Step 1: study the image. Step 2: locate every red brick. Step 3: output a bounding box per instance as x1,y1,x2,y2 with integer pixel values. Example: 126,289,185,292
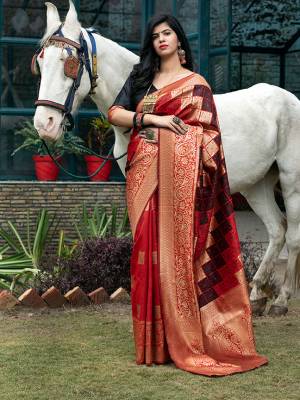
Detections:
88,287,109,304
110,287,131,303
0,290,20,310
18,288,48,308
41,286,67,308
64,286,90,306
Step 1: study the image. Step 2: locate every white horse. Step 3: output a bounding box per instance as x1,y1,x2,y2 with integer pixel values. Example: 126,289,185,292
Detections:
34,1,300,316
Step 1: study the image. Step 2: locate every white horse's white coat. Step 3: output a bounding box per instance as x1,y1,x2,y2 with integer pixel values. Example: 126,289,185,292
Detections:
34,1,300,314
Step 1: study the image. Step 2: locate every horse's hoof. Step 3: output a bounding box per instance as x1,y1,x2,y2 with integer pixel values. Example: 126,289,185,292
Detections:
250,297,268,316
268,304,288,317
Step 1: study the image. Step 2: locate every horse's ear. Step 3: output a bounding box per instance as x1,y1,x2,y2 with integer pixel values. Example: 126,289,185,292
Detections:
65,1,81,29
45,2,61,27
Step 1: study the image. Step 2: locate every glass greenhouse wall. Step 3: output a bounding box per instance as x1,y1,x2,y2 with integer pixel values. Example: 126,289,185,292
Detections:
0,0,211,181
0,0,299,181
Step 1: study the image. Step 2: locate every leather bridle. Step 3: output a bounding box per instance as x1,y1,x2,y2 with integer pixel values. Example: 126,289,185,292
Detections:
32,25,98,131
32,25,128,179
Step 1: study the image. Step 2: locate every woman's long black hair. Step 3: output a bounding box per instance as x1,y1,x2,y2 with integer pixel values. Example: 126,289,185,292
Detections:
130,14,194,94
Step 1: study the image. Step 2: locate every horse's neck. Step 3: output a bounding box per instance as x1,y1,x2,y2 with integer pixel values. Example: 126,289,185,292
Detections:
88,32,139,116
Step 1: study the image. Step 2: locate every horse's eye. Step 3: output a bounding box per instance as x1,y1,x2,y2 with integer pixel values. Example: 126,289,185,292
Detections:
59,47,70,60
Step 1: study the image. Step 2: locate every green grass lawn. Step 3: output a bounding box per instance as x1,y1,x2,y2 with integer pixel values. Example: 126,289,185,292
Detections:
0,299,299,400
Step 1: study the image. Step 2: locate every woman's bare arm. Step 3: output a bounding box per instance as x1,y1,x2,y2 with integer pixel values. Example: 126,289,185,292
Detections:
107,106,135,127
108,106,187,135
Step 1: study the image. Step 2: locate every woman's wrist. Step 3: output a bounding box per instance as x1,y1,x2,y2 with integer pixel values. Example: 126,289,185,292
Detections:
142,113,156,126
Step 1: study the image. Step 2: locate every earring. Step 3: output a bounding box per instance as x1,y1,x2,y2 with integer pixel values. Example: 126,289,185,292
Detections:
177,42,186,65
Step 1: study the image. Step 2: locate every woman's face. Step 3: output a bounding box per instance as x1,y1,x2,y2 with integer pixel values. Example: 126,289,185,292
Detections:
152,22,179,59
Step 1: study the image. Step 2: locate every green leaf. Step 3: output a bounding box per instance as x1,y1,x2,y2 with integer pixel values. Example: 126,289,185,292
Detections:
7,221,31,258
110,204,117,236
32,209,49,266
0,279,11,290
0,227,22,252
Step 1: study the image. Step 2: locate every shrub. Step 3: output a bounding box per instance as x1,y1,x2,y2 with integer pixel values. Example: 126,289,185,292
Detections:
35,237,133,295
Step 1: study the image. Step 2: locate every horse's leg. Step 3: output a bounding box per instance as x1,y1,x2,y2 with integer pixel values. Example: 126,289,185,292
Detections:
241,169,286,315
269,168,300,316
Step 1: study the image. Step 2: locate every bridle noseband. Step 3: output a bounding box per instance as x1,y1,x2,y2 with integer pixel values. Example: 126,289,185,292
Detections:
32,25,98,131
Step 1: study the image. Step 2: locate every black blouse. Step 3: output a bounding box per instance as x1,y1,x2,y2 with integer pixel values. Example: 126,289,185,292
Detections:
112,75,157,112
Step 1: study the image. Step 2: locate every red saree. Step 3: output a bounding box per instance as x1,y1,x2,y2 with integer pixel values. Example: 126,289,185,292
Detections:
124,73,268,376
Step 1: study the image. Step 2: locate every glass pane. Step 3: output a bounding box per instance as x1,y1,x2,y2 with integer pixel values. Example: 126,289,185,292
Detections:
209,0,231,92
240,53,280,88
210,0,230,48
2,0,69,38
209,55,229,93
1,45,37,108
285,51,300,99
231,1,300,49
230,52,241,91
0,116,35,179
80,0,142,43
190,39,200,72
154,0,173,15
154,0,199,34
177,0,199,34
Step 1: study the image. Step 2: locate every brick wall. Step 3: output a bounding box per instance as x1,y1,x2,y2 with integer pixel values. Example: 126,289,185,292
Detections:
0,181,126,250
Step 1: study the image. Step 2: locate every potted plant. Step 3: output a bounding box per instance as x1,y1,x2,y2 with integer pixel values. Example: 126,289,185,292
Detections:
12,120,88,181
84,115,114,182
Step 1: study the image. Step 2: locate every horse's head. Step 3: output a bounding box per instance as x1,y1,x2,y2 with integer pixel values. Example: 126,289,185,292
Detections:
33,1,91,141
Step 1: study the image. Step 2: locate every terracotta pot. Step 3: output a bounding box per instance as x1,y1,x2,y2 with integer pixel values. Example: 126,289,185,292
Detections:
84,155,112,182
32,155,62,181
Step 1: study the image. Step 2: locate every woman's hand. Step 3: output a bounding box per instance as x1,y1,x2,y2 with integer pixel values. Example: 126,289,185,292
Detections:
138,128,158,143
143,114,188,135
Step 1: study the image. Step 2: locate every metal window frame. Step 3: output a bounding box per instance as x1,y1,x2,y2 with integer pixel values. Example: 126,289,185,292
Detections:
0,0,210,180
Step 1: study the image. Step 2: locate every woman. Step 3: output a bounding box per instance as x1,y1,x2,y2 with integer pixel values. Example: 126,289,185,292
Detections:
108,14,268,376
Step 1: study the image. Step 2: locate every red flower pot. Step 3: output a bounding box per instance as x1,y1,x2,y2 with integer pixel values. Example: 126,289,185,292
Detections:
84,155,112,182
32,155,62,181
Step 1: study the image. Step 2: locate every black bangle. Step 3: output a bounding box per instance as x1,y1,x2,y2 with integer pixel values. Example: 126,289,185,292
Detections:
133,112,138,129
136,113,143,130
141,113,147,128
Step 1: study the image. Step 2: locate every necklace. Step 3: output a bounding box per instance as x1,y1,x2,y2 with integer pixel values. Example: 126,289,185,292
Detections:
143,83,157,114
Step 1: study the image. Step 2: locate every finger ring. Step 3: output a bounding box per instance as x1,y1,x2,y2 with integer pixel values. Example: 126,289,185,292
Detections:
172,116,181,125
145,131,154,140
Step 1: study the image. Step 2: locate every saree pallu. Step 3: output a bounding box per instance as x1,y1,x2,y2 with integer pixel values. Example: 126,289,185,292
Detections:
125,72,268,376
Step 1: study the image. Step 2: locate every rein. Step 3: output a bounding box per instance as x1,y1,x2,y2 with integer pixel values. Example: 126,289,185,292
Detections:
33,25,128,179
41,139,127,180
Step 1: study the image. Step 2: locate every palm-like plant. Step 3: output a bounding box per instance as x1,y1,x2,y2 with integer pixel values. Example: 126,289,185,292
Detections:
0,210,55,293
72,202,131,241
57,230,78,259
